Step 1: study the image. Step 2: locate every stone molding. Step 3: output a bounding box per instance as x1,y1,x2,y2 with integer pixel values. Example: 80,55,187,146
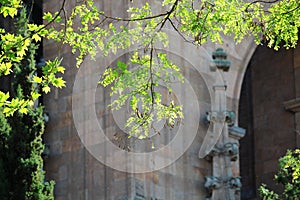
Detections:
283,98,300,112
229,126,246,140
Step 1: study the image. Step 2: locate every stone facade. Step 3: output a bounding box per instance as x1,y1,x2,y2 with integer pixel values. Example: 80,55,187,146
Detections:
42,0,300,200
240,44,300,199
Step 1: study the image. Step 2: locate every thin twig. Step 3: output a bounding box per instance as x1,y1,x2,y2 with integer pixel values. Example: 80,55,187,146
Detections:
245,0,280,11
168,18,194,44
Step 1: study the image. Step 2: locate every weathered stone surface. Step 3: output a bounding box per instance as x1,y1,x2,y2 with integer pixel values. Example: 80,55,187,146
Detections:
239,44,300,199
43,0,300,200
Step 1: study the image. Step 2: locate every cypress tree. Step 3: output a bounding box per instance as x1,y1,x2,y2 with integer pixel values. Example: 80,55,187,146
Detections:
0,7,54,200
0,110,11,199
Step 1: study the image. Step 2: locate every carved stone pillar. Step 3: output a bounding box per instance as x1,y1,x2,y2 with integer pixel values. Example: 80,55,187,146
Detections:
204,49,243,200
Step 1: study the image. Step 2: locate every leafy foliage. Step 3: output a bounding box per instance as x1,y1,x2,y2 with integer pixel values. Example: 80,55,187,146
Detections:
259,149,300,200
100,51,183,138
0,5,54,200
0,0,21,18
41,0,300,137
0,0,300,136
0,0,298,197
33,58,66,94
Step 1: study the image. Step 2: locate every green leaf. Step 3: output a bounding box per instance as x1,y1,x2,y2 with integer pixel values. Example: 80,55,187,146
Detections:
42,86,51,94
3,107,14,116
52,77,66,88
27,24,39,31
0,91,10,107
0,6,18,18
32,33,41,42
56,66,65,73
19,107,28,114
33,76,43,83
55,16,62,23
130,95,138,110
117,61,127,71
31,92,41,100
43,12,53,21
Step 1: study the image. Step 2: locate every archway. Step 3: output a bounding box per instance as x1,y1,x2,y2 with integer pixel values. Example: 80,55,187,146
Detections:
239,44,298,199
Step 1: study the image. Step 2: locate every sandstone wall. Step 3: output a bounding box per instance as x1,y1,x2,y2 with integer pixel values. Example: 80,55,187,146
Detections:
43,0,257,199
240,44,300,199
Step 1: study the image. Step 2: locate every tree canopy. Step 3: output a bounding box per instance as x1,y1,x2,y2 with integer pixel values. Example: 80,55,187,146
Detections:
0,1,299,198
0,0,299,137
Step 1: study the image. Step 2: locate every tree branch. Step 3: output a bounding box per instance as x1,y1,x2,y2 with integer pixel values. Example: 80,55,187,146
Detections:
158,0,179,31
168,18,194,44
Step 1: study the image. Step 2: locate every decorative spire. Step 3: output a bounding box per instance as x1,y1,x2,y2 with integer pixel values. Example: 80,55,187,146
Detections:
210,48,231,72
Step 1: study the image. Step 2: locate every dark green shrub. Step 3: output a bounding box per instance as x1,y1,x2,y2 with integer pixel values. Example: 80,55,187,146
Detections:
259,149,300,200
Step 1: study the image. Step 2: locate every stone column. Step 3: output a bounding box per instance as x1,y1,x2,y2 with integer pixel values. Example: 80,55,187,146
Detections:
204,49,242,200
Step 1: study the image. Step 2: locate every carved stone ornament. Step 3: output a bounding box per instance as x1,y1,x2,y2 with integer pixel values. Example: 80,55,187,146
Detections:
206,142,239,161
206,111,235,127
229,177,242,191
228,126,246,140
210,48,231,72
204,176,222,190
204,176,242,191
